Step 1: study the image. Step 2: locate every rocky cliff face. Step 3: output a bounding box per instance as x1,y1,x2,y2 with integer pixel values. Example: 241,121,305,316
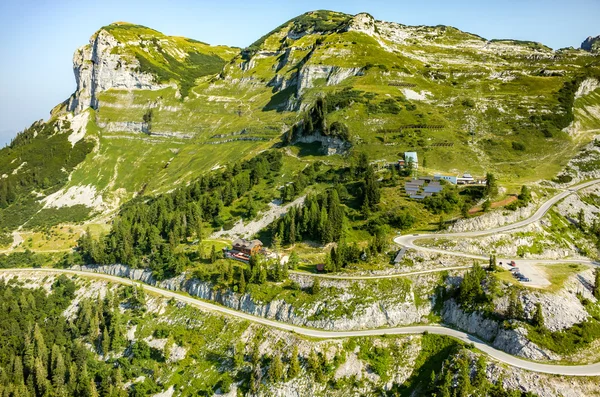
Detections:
581,35,600,52
294,133,351,155
67,29,170,114
72,264,430,331
296,65,363,95
441,300,558,361
345,13,377,36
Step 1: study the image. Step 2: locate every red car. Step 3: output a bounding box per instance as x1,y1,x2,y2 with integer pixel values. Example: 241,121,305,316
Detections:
510,261,516,267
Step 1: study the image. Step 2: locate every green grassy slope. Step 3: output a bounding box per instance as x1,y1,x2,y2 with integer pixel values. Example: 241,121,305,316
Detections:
4,11,600,236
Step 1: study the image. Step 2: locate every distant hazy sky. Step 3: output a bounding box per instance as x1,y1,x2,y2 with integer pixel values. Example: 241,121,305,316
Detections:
0,0,598,146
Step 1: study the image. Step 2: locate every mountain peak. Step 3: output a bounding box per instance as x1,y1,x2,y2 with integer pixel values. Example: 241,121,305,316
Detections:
581,35,600,52
345,12,377,36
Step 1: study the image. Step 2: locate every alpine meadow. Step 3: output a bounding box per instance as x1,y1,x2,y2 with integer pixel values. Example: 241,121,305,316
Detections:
2,8,600,397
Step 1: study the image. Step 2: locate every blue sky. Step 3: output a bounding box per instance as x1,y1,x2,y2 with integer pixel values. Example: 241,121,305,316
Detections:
0,0,598,146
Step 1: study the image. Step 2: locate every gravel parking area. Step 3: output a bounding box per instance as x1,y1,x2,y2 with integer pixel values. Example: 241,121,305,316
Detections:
500,260,551,288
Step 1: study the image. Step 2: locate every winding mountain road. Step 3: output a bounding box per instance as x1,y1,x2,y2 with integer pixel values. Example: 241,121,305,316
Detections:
394,178,600,263
293,178,600,280
2,267,600,376
3,180,600,376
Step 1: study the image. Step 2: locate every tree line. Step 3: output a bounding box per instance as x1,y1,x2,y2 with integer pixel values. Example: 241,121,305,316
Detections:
75,151,283,280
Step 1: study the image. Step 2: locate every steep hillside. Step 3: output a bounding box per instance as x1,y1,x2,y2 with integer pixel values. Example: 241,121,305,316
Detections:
1,10,599,241
582,35,600,53
222,11,600,182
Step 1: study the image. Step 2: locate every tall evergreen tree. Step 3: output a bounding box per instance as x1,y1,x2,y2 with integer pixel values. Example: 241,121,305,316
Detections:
507,289,524,320
210,245,217,264
51,345,66,390
532,302,545,328
363,166,380,209
101,327,110,357
238,270,247,295
485,172,498,197
268,354,284,383
288,345,300,379
594,268,600,300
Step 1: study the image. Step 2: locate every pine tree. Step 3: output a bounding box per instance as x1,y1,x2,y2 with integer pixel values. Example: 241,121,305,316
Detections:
328,189,345,241
281,261,289,280
164,335,173,362
456,353,472,397
319,206,330,243
259,266,267,284
33,357,48,396
99,376,113,397
197,241,204,261
488,255,497,271
578,209,587,231
288,251,299,270
272,233,281,258
110,310,124,351
519,185,532,204
90,310,100,340
594,268,600,300
12,355,24,385
308,350,323,382
485,173,498,197
507,289,524,320
361,195,371,218
33,323,48,365
268,354,284,383
461,201,470,218
226,264,234,285
289,216,296,245
532,302,545,328
234,342,245,369
239,270,247,294
76,363,90,396
473,356,487,389
89,379,99,397
210,245,217,264
51,345,66,390
67,363,77,395
312,278,321,295
249,370,258,394
113,367,123,396
101,327,110,357
363,166,380,208
329,246,338,272
288,345,300,379
23,331,35,376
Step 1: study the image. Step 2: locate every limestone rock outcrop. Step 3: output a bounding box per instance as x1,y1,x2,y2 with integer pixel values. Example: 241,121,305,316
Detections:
67,28,170,114
345,13,377,36
297,65,363,95
441,300,557,361
72,264,430,331
581,35,600,52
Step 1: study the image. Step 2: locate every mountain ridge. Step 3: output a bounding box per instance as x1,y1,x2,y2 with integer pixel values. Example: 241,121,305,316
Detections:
1,10,599,240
